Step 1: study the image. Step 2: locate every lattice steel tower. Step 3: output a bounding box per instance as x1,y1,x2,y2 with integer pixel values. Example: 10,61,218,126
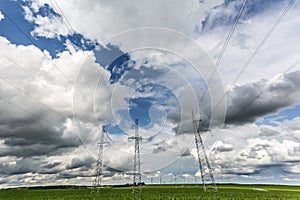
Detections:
93,125,109,191
192,112,218,192
128,119,142,192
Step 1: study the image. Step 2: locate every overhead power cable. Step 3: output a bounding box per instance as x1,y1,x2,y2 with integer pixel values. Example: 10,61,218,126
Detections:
232,0,297,84
210,0,297,118
228,57,300,123
0,51,72,108
198,0,249,104
215,0,249,66
0,8,75,87
0,76,66,119
0,96,56,126
49,0,113,95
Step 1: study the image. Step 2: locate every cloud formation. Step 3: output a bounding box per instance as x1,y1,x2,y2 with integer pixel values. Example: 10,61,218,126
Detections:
225,70,300,124
0,0,300,187
208,118,300,182
23,0,223,40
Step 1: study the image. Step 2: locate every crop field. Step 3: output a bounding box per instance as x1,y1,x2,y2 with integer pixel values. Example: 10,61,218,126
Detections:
0,184,299,200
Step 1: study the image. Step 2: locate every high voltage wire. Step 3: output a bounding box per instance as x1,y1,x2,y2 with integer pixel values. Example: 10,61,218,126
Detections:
0,49,79,139
0,8,111,151
210,0,297,119
0,6,110,124
0,51,71,108
1,1,295,139
49,0,113,95
228,57,300,123
0,96,56,126
50,0,118,127
0,7,91,105
50,0,135,128
0,76,66,119
215,0,248,67
51,0,116,130
198,0,248,104
0,52,54,95
0,95,82,155
232,0,297,84
0,8,75,87
49,0,74,35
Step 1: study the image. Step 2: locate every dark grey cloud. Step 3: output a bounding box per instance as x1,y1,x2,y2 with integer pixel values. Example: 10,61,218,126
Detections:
66,157,95,170
58,163,95,179
41,161,61,169
213,145,233,153
0,158,64,176
57,172,80,179
225,70,300,124
153,146,166,154
223,168,261,176
169,70,300,130
0,115,81,158
259,127,280,137
105,166,125,173
180,149,191,157
172,114,214,136
0,0,299,187
0,160,33,175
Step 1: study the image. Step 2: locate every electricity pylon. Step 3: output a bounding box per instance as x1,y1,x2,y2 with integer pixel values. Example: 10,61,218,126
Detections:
192,112,218,192
128,119,142,193
93,125,109,192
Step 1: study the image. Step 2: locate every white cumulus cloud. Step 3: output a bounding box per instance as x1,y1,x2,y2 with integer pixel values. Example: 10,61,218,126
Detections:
0,11,4,21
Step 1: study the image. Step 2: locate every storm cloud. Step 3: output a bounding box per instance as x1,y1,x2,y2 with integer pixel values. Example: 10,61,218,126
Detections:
225,70,300,124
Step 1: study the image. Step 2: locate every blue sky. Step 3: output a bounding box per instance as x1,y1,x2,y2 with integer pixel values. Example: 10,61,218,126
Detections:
0,0,97,58
0,0,300,187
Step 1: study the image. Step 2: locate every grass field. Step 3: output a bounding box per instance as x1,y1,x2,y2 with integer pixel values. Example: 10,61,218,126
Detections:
0,184,299,200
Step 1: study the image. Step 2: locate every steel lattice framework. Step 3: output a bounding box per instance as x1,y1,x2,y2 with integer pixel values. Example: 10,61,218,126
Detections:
192,113,218,192
93,126,109,192
128,119,142,193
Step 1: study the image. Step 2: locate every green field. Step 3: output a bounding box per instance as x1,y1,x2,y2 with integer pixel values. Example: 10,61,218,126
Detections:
0,184,299,200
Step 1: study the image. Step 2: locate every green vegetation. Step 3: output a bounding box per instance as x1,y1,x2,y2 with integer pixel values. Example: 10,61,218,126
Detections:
0,184,299,200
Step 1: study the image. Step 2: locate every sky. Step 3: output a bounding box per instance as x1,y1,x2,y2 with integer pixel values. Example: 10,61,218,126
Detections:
0,0,300,188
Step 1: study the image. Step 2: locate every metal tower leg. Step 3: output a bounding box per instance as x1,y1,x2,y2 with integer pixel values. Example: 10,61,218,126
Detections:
93,125,109,193
128,119,142,193
192,113,218,192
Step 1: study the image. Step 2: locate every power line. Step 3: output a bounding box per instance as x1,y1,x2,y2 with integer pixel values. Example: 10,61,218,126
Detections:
49,0,113,95
0,7,106,121
210,0,297,117
198,0,248,104
0,95,83,152
228,57,300,123
215,0,248,66
0,9,76,86
49,0,131,130
0,76,66,119
0,96,56,126
231,0,296,84
0,51,72,108
0,6,113,147
46,0,115,147
49,0,75,35
0,52,54,94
